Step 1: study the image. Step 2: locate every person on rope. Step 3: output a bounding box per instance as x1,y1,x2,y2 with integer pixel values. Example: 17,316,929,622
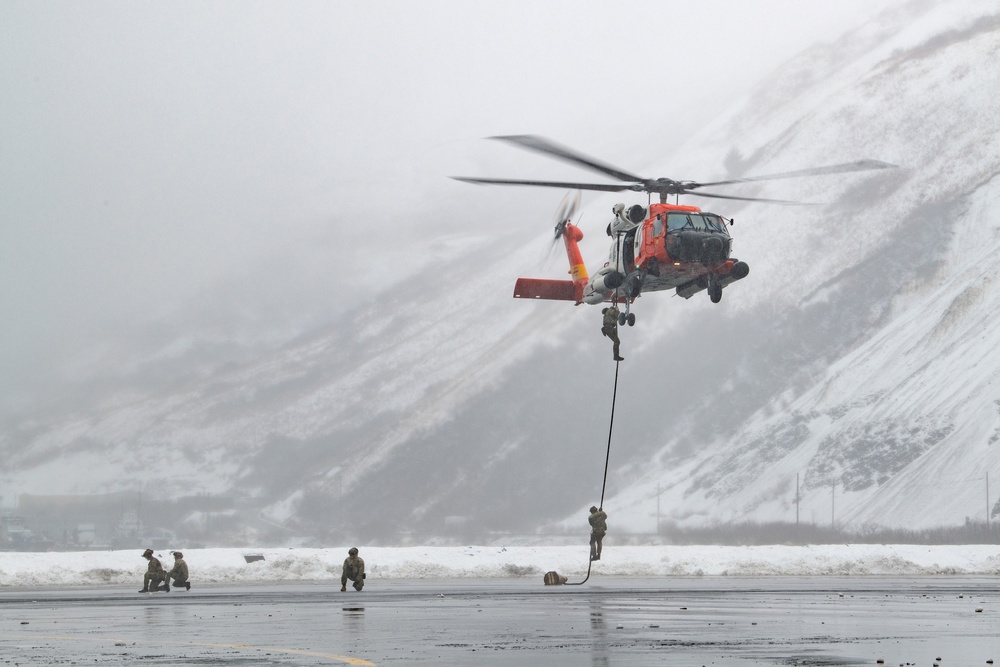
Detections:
601,306,624,361
589,506,608,561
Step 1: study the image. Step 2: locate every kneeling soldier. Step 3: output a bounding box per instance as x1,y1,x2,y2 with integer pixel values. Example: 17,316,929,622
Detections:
140,548,165,593
164,551,191,592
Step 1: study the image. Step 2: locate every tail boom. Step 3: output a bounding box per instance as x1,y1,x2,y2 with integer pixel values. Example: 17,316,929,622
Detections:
513,222,589,304
513,278,579,301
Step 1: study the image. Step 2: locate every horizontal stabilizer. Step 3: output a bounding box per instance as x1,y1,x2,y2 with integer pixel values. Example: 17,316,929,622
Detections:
513,278,577,301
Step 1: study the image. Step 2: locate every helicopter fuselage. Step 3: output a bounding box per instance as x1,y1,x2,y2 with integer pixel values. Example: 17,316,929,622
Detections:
581,201,749,305
459,134,893,318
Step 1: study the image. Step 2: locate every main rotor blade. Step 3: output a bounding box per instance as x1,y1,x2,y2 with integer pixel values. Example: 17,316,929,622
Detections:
686,190,812,205
451,176,636,193
490,135,646,184
693,159,898,188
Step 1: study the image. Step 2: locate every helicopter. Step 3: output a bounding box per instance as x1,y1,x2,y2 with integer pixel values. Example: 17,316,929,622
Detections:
453,135,896,325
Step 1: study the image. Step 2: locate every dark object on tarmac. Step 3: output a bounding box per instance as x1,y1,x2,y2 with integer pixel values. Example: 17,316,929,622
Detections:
543,571,568,585
244,553,265,563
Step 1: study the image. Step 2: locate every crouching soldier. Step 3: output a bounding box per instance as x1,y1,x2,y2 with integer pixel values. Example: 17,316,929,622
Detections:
341,547,365,591
140,548,165,593
164,551,191,592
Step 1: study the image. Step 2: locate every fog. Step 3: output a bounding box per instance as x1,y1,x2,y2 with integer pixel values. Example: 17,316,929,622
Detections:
0,0,901,416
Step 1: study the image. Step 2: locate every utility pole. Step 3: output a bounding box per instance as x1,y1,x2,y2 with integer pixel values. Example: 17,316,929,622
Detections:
831,483,835,528
656,482,660,536
796,473,800,527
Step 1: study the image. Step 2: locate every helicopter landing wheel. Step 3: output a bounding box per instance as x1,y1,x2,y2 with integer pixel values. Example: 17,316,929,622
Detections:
627,313,635,326
618,312,627,327
709,283,723,303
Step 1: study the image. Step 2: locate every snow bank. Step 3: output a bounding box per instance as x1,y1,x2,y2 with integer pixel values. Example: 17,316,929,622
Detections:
1,544,999,587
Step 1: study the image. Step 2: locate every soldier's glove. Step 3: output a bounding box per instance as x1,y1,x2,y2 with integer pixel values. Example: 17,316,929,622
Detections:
362,573,366,579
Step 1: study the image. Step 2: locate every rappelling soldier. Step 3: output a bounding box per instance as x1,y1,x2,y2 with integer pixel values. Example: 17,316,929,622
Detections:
601,306,624,361
589,506,607,561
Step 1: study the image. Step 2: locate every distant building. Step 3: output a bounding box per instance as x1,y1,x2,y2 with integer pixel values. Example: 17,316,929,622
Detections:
17,491,144,546
1,514,27,546
13,491,236,548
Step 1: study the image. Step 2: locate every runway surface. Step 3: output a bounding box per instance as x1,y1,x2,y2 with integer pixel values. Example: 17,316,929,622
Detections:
1,577,999,666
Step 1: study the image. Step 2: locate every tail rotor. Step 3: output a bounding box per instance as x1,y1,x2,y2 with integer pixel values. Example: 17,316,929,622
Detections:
552,190,581,241
542,191,581,266
515,190,589,303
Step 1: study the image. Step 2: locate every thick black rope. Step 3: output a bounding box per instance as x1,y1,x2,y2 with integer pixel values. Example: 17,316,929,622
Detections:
600,357,620,509
565,357,620,586
565,557,593,586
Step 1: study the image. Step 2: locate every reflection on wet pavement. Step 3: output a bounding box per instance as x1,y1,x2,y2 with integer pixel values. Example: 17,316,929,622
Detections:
1,577,998,666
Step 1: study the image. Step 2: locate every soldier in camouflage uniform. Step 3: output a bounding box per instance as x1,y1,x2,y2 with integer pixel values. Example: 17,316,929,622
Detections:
164,551,191,592
140,548,166,592
589,506,608,561
601,307,624,361
341,547,365,591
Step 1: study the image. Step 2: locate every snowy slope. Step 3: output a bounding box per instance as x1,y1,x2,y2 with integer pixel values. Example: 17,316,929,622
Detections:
605,2,1000,532
3,0,1000,543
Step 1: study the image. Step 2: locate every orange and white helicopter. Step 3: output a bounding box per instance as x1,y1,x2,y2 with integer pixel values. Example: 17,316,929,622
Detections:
454,135,895,326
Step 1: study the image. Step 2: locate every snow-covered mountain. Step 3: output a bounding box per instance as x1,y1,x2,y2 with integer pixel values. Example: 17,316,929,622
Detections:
607,0,1000,533
4,0,1000,543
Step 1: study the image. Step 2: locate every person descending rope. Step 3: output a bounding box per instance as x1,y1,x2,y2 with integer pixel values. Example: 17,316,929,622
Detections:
560,346,622,587
589,506,608,561
601,306,624,361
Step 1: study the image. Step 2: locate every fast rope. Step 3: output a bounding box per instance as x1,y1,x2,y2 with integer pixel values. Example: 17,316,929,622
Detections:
565,357,620,586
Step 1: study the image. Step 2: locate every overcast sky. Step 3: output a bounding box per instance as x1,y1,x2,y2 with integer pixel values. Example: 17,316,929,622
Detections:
0,0,900,409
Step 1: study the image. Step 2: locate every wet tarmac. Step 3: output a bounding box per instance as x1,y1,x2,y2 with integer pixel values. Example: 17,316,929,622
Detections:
1,577,998,666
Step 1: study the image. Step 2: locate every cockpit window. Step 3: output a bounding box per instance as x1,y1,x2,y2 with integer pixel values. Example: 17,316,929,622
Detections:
666,213,692,231
666,212,728,235
702,214,726,232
